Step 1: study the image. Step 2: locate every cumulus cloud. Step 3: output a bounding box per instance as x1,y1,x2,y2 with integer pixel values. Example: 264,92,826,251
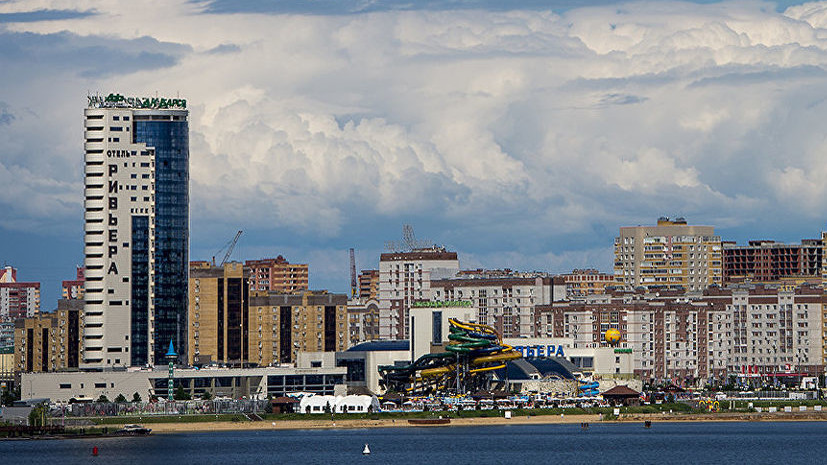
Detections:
3,0,827,293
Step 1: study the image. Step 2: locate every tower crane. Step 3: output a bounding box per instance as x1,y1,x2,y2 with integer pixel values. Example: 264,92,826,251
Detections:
212,230,243,266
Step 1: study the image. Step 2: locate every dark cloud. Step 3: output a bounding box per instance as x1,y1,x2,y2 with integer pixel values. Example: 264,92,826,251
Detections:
598,93,647,106
688,65,827,88
0,103,13,126
205,43,241,54
0,31,190,79
0,9,95,23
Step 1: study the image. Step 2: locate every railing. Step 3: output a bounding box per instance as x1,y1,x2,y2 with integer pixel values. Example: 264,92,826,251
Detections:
49,399,271,418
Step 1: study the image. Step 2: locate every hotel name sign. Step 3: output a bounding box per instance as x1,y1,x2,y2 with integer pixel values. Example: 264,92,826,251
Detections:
88,93,187,109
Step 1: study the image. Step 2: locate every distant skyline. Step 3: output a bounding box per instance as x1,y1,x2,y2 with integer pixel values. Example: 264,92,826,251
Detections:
2,0,827,309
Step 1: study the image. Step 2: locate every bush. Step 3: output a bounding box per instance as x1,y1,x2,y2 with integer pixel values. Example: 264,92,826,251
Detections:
114,394,127,403
97,395,110,403
132,392,142,403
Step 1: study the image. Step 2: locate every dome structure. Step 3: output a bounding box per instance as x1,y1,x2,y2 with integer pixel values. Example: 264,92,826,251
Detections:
604,328,621,346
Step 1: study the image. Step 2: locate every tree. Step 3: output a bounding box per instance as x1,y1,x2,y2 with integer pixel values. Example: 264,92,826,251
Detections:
173,386,190,401
1,385,20,407
28,404,48,427
114,393,127,403
97,395,110,403
132,392,142,403
201,391,212,400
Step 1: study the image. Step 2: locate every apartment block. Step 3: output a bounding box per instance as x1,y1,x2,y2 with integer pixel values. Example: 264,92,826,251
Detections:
189,262,347,366
246,256,309,294
560,269,614,297
0,266,40,321
248,292,348,366
723,239,822,283
13,299,82,373
346,298,380,346
62,267,85,300
430,272,565,338
358,269,379,300
537,285,823,385
614,217,722,291
378,247,460,340
188,262,250,366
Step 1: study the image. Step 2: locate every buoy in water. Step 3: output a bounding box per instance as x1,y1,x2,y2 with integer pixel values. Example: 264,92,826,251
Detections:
363,444,370,455
92,446,99,457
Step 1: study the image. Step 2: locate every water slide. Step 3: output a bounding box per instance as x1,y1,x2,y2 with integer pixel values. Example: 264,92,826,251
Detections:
378,319,522,395
577,381,600,397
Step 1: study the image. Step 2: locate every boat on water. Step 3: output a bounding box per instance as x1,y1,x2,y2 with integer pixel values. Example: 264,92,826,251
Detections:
115,424,152,436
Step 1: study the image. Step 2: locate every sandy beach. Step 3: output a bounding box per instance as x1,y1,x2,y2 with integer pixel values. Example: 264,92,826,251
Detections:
145,411,827,434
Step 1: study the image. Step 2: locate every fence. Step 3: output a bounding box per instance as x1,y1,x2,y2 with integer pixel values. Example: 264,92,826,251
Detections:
717,390,818,400
49,399,271,418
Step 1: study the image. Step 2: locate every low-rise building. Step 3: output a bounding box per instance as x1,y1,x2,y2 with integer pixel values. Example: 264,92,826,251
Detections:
20,366,347,402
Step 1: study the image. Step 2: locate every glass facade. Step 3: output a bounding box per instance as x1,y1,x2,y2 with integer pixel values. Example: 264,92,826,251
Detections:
133,115,189,365
131,215,150,365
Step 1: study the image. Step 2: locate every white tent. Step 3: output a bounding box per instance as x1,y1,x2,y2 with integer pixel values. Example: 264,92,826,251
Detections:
334,395,380,414
299,395,338,414
298,394,381,414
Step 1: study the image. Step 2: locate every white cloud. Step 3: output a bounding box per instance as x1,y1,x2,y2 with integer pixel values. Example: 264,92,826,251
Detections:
3,0,827,291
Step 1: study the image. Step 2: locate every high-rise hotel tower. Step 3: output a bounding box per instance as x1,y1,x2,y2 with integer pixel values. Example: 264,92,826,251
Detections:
83,93,189,369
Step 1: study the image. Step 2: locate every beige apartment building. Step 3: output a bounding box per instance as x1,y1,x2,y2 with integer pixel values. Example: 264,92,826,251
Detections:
14,299,82,373
614,217,722,292
189,262,347,367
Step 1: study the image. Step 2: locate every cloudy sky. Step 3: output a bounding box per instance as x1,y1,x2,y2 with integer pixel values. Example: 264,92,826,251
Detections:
2,0,827,308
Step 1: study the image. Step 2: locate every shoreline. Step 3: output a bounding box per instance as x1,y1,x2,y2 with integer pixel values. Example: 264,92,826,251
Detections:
145,411,827,434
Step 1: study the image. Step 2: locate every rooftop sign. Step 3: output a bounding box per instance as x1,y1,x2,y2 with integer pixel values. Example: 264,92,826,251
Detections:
87,93,187,110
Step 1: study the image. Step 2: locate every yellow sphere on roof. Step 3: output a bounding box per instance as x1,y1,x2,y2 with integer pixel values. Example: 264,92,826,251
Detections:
605,328,621,345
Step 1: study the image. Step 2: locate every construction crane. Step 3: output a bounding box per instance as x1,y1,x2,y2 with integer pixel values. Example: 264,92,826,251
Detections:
212,230,243,266
349,248,357,299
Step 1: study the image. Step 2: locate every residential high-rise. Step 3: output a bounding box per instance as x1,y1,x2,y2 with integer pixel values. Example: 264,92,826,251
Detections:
246,256,309,294
0,266,40,321
430,271,565,338
613,217,722,291
14,299,82,373
358,269,379,300
560,269,615,297
723,239,822,283
62,267,85,300
83,93,189,369
189,262,347,367
378,247,459,340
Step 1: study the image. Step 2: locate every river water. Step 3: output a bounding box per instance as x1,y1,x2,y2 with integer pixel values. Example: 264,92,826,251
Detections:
2,421,824,464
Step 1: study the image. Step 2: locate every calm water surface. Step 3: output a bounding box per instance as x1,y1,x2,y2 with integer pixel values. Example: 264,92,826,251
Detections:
2,421,825,465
